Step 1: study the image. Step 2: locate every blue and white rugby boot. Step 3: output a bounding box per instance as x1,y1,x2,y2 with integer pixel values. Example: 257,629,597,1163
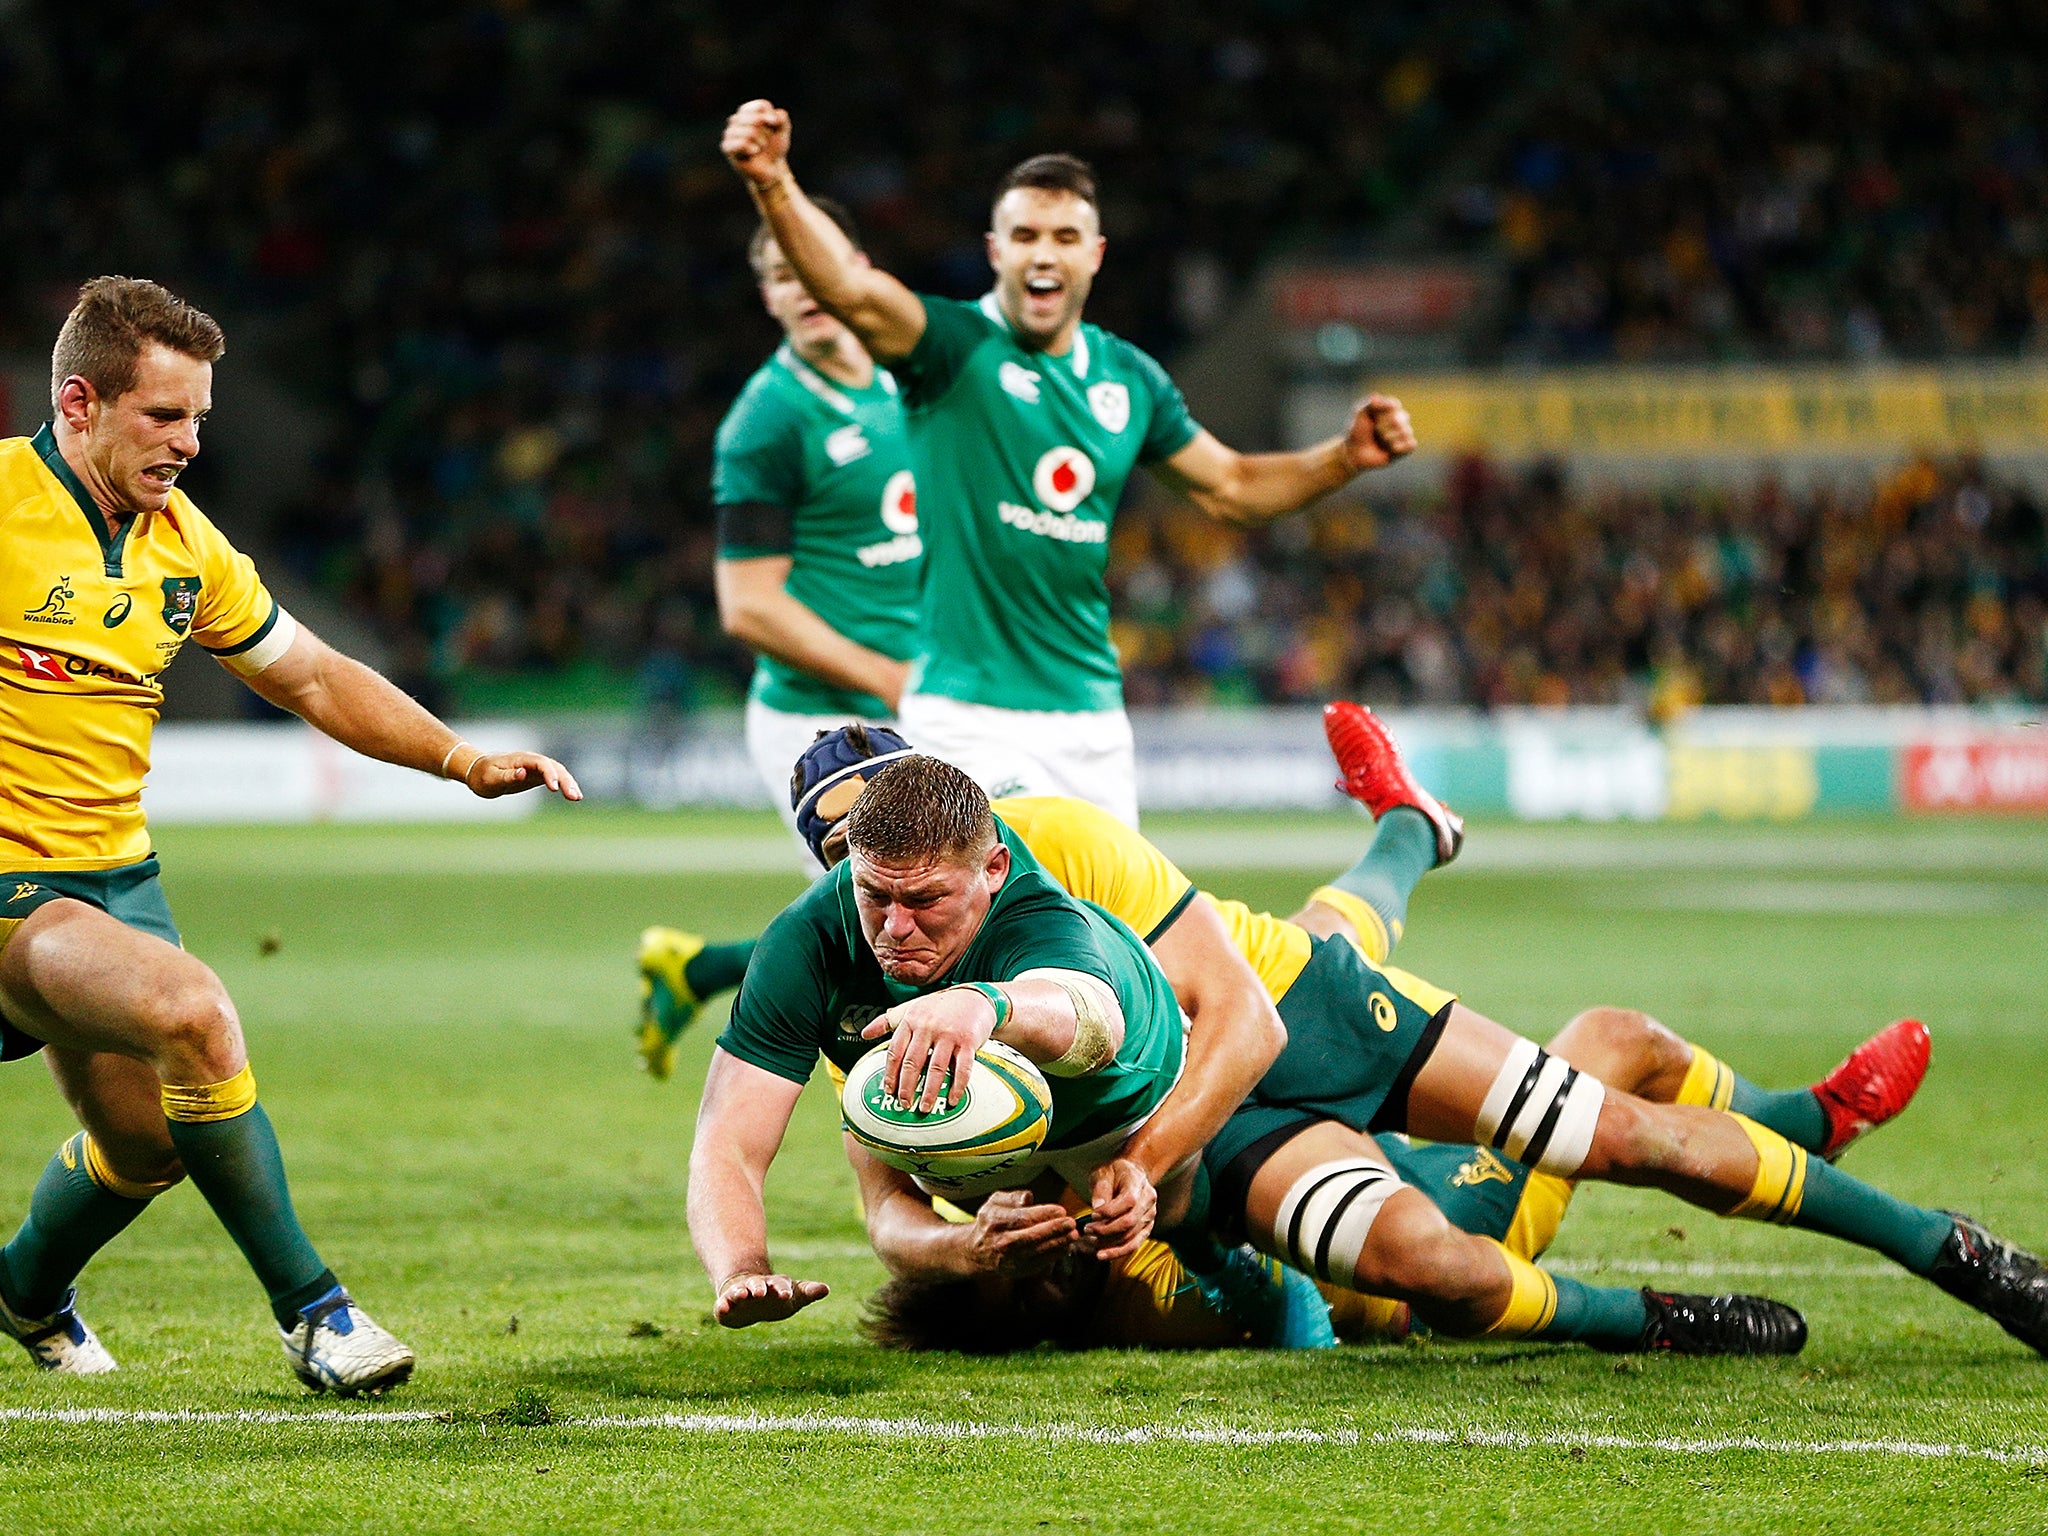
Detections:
1196,1246,1338,1350
280,1286,416,1396
0,1285,118,1374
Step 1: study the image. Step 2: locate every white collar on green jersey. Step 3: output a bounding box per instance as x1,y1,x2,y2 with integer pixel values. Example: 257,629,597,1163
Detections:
978,293,1090,378
777,344,857,415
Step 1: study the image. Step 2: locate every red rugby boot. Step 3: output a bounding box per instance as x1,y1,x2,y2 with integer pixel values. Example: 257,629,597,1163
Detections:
1322,700,1464,866
1813,1018,1931,1161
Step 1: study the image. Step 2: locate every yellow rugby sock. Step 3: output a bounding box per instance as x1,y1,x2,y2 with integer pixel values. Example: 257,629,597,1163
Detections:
1308,885,1395,965
1718,1114,1809,1225
1479,1242,1559,1337
1675,1047,1736,1110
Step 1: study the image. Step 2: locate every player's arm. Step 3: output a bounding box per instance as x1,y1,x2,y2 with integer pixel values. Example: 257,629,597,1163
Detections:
1118,894,1287,1223
850,1137,1079,1282
1148,396,1417,526
239,624,580,800
859,971,1124,1115
715,554,909,711
688,1046,831,1327
722,99,927,362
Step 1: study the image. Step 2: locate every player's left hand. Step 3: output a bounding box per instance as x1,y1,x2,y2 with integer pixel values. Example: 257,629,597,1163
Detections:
1344,393,1416,471
1081,1157,1157,1261
861,987,999,1113
464,751,583,801
714,1271,830,1328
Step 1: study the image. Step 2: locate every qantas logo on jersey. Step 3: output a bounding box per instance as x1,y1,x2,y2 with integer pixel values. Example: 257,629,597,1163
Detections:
13,643,163,689
1032,447,1097,513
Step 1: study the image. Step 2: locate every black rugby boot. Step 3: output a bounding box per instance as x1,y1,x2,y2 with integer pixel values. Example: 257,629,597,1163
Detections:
1926,1212,2048,1356
1634,1289,1808,1355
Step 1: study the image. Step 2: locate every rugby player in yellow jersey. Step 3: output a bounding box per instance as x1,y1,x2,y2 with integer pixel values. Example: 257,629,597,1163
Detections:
776,728,2047,1358
0,277,580,1392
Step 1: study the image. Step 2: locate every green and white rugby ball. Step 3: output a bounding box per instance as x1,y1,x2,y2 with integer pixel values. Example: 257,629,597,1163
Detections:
841,1038,1054,1196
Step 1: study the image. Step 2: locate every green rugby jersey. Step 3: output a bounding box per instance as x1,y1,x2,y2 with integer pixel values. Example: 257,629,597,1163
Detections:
713,344,922,716
717,817,1185,1150
894,295,1200,713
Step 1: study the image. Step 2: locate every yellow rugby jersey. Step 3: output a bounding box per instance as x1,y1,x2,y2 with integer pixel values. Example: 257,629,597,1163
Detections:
0,426,296,867
991,795,1313,1001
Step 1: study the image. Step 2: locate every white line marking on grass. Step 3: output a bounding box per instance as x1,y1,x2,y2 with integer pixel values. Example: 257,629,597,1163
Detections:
5,1407,2043,1466
1546,1258,1908,1280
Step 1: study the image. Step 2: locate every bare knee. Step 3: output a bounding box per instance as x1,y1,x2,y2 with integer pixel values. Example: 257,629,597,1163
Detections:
1550,1007,1691,1097
1353,1193,1499,1305
146,978,244,1081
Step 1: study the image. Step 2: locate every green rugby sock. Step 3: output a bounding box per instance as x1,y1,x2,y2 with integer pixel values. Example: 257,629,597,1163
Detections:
1533,1275,1650,1347
1677,1048,1827,1151
683,940,755,1001
164,1099,335,1327
1727,1081,1828,1152
0,1136,155,1319
1793,1157,1952,1275
1327,808,1438,952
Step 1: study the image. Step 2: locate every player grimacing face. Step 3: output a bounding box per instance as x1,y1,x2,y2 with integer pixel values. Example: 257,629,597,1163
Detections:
850,841,1011,985
63,342,211,515
986,188,1106,351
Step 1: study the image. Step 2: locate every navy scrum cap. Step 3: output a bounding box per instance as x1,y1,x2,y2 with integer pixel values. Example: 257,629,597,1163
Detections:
791,723,916,867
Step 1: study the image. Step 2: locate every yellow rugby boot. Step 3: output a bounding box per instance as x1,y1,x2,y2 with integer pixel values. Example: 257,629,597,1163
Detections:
636,926,707,1079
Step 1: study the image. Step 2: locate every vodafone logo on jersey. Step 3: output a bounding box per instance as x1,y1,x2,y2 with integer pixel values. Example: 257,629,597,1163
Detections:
1033,447,1096,513
16,645,65,682
880,470,918,535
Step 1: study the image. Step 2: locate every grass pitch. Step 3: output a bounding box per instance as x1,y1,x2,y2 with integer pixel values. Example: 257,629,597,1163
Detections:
2,809,2046,1533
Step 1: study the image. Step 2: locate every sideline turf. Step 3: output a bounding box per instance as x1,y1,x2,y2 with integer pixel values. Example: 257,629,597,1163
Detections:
1,811,2044,1533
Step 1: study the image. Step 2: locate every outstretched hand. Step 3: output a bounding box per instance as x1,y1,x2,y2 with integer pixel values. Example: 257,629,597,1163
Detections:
1344,393,1417,471
464,751,582,801
715,1272,830,1329
723,99,793,188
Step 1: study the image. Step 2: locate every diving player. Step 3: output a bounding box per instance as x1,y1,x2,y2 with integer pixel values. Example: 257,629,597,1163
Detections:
721,99,1418,826
0,278,581,1391
636,197,920,1065
696,751,2046,1356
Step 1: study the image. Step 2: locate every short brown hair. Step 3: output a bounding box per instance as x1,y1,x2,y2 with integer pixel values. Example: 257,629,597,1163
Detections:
50,276,224,411
843,755,994,865
993,153,1098,215
748,195,862,275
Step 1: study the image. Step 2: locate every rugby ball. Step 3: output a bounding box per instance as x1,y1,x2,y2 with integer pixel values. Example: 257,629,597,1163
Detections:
841,1038,1053,1195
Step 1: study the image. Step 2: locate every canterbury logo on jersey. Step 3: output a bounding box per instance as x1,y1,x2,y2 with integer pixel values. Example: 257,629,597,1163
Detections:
824,423,872,466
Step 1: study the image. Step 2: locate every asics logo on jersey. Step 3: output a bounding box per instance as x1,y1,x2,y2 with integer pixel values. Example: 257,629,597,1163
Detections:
998,362,1042,403
1032,447,1096,513
825,423,872,467
103,593,133,628
22,577,76,626
1369,992,1398,1032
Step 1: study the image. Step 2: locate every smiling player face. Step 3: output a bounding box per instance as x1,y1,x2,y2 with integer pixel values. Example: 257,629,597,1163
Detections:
73,342,212,515
850,841,1010,985
986,187,1105,351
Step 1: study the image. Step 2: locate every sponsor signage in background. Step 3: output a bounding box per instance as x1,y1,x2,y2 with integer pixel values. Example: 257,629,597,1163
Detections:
1272,266,1486,335
1666,746,1819,821
1371,365,2048,459
1901,735,2048,812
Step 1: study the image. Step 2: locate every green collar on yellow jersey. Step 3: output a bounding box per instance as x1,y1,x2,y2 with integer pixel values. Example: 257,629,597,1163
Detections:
31,422,137,579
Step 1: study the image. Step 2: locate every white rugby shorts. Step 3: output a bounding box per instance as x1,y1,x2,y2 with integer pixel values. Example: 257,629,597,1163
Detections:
896,691,1138,828
745,699,897,875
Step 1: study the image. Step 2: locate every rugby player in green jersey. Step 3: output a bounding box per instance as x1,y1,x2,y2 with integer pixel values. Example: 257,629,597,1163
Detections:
635,199,920,1067
692,753,2048,1355
721,99,1418,827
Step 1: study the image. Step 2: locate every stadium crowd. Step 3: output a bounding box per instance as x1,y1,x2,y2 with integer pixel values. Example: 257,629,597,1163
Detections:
1,2,2043,709
1108,458,2048,712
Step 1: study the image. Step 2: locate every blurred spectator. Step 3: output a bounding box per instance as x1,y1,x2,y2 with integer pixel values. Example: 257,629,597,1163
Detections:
1109,457,2048,710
